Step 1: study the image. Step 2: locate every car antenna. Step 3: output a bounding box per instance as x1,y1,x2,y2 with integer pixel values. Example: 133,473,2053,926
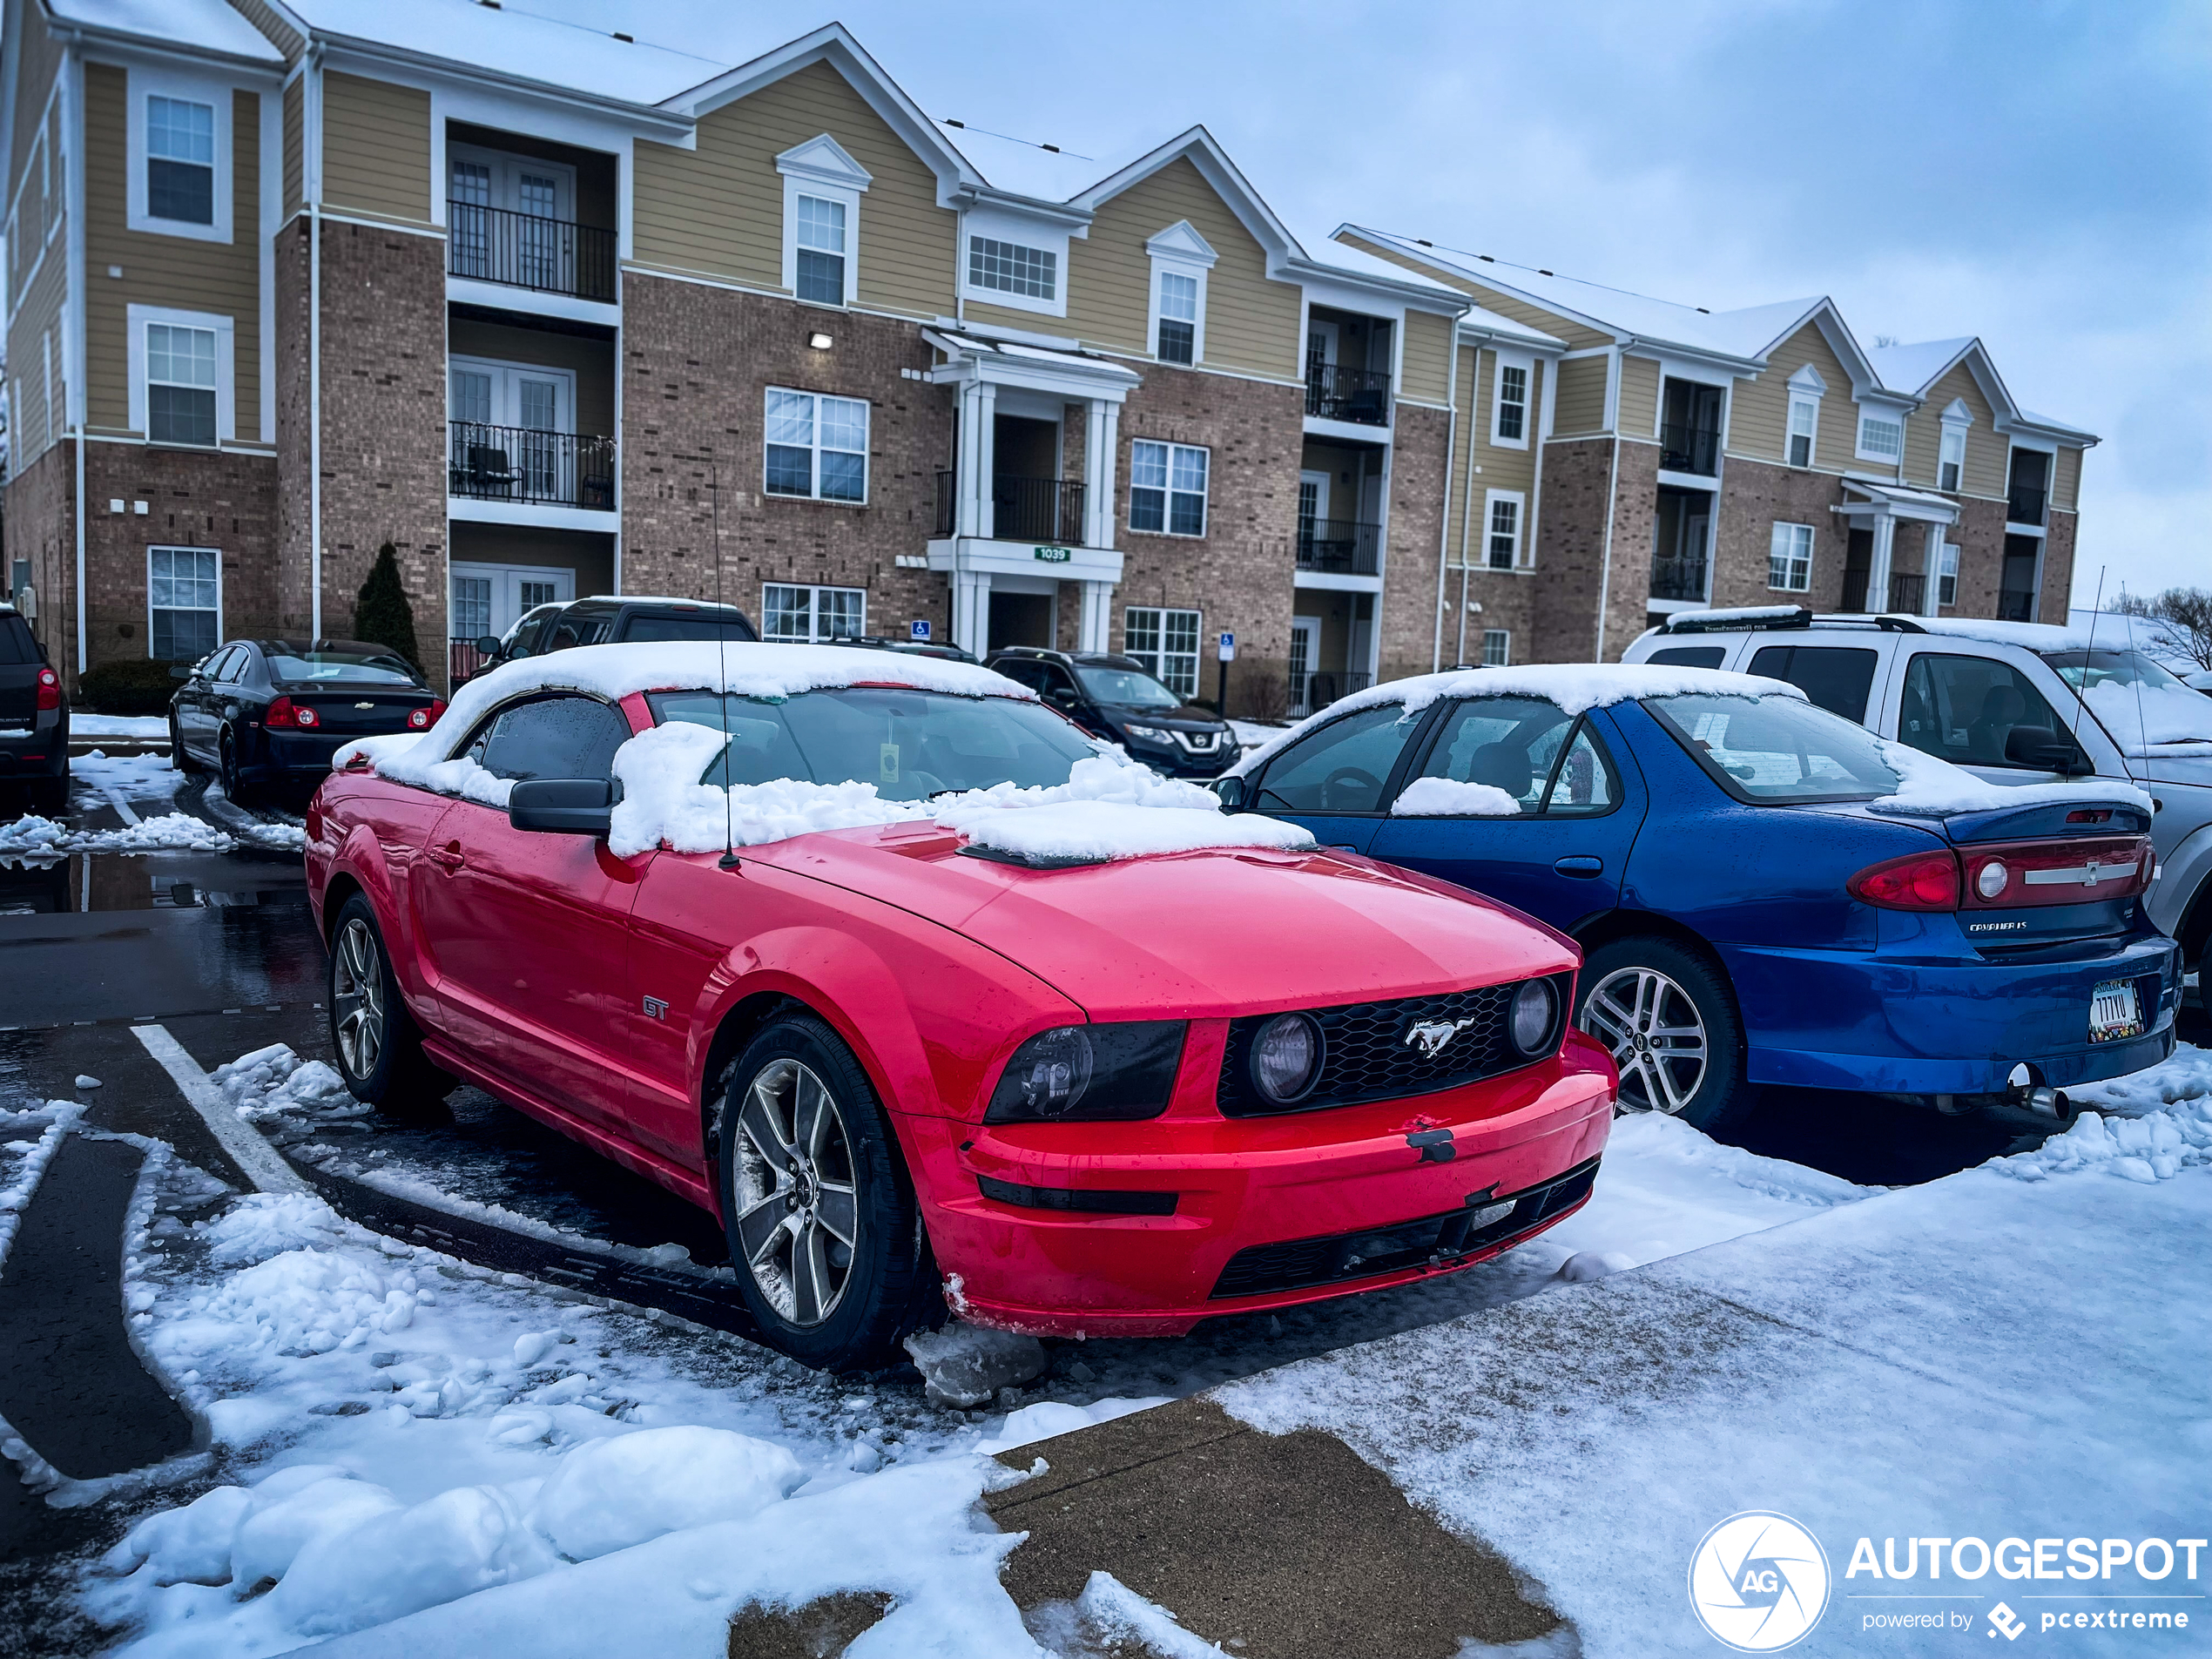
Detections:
711,462,738,870
2067,566,2102,771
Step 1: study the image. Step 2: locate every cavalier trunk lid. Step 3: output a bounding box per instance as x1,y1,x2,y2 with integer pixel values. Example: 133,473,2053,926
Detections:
284,688,428,733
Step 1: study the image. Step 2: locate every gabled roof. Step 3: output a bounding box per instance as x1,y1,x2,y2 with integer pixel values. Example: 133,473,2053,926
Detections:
1865,336,1977,395
44,0,284,64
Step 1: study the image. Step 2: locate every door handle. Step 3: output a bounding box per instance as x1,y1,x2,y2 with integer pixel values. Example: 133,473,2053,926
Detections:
426,840,467,872
1554,855,1604,877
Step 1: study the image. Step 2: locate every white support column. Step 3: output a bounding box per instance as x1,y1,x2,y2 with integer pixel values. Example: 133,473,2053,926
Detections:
952,569,991,657
956,381,997,539
975,383,998,541
1082,400,1107,547
1090,401,1119,550
1922,523,1946,617
1867,509,1897,612
1079,580,1113,653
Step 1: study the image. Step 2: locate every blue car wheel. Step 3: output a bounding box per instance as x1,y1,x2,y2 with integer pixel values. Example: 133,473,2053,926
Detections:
1575,936,1751,1131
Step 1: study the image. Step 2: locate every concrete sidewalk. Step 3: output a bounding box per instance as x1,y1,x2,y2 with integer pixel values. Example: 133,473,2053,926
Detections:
945,1154,2209,1658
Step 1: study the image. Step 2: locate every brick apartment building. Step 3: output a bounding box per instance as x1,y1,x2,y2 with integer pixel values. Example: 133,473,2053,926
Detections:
1,0,2100,711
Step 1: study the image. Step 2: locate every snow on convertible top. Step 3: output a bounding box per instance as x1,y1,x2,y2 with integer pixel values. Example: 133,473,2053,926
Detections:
1228,663,1804,776
335,644,1312,864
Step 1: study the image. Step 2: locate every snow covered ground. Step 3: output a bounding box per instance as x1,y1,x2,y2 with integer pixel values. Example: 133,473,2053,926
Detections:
0,753,305,856
67,1043,1896,1656
71,716,173,739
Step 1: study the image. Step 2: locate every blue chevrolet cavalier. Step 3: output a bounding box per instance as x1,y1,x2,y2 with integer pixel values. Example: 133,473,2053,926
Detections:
1219,666,2178,1130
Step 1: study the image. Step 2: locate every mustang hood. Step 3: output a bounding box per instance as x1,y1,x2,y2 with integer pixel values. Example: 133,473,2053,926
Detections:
748,825,1575,1020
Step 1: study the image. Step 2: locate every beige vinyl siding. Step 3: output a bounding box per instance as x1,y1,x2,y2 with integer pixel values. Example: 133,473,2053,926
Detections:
1551,354,1608,436
1447,343,1480,563
632,58,956,320
282,76,303,218
2052,444,2081,511
1397,308,1452,407
1335,231,1608,353
10,1,64,203
226,0,304,60
7,248,71,462
82,67,263,438
1900,360,2004,498
1727,320,1857,469
1063,156,1299,379
1448,344,1541,566
321,72,431,226
1616,354,1659,438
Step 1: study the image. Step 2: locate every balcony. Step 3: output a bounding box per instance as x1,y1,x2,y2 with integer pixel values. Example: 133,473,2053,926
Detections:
932,472,1086,543
448,422,616,510
2006,483,2047,527
1305,362,1392,427
448,201,617,303
1288,668,1373,718
1659,422,1721,476
1649,556,1708,603
1296,518,1381,577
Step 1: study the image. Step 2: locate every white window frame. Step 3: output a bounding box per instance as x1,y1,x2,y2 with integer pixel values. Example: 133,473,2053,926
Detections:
1938,542,1959,608
1856,408,1905,464
960,206,1069,318
1937,421,1967,493
776,135,870,308
1481,628,1511,667
1784,363,1825,469
1483,488,1528,570
147,544,222,661
760,583,867,644
763,387,870,506
448,142,577,221
451,562,576,639
1129,439,1210,538
1145,220,1216,368
1769,522,1814,592
1123,605,1203,698
448,356,578,434
126,68,231,244
1490,353,1532,449
127,304,233,445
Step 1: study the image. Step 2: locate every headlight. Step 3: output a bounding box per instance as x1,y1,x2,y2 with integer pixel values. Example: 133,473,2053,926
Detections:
1976,860,2008,900
1507,979,1560,1057
1251,1012,1323,1103
984,1022,1188,1123
1123,723,1173,744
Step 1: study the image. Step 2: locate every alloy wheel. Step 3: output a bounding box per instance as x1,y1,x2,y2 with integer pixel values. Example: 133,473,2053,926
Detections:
331,917,387,1081
730,1057,860,1327
1578,965,1709,1115
219,732,240,799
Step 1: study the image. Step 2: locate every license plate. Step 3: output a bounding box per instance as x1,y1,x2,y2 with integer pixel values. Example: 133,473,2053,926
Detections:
2088,979,2143,1043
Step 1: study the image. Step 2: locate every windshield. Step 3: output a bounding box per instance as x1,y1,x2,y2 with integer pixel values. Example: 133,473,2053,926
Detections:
2041,649,2212,748
621,615,758,644
1074,665,1183,709
266,649,421,685
647,687,1096,799
1646,692,1900,803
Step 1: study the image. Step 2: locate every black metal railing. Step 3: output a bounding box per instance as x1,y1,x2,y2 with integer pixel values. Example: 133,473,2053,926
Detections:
1659,422,1721,475
933,471,957,539
448,421,617,509
1305,361,1392,426
1288,668,1374,718
1649,556,1708,603
1296,518,1381,576
1997,590,2037,623
931,471,1087,543
448,201,617,302
449,638,489,685
1884,572,1926,614
2006,483,2047,527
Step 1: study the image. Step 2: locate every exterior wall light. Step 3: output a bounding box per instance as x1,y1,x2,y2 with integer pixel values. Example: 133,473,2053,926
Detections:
808,332,833,350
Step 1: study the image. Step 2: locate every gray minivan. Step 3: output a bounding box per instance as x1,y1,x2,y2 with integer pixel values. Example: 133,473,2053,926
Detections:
1624,608,2212,981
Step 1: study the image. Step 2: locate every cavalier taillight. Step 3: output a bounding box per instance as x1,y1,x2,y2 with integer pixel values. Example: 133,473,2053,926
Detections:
407,698,446,731
266,696,319,729
35,666,61,711
1847,849,1962,911
1961,837,2153,908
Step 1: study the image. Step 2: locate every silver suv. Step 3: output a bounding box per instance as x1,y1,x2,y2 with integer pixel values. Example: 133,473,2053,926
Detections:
1624,609,2212,981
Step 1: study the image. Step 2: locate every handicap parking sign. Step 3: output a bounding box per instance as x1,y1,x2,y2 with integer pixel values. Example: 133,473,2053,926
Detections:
910,619,932,641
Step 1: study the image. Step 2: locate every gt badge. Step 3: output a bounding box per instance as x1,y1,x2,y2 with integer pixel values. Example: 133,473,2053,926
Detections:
641,995,669,1021
1406,1017,1474,1056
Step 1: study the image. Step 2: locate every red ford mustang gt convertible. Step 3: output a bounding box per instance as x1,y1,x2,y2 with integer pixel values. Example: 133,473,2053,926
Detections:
307,644,1615,1369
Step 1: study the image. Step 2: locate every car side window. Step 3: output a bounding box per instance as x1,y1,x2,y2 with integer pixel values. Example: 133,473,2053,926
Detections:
1036,664,1080,704
1647,646,1727,669
468,695,633,783
220,649,254,684
1747,644,1879,723
1897,652,2067,769
206,646,243,682
1413,698,1615,816
991,659,1043,691
1543,724,1617,816
1253,704,1426,813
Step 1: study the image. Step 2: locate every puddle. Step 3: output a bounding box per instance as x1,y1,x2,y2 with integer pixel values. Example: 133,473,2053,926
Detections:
0,851,310,915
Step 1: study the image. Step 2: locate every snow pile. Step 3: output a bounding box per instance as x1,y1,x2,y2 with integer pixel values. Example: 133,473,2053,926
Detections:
1868,739,2150,817
1998,1044,2212,1186
0,811,239,856
212,1043,354,1124
1391,777,1522,817
974,1395,1171,1455
0,814,68,855
1230,664,1802,775
0,1102,83,1261
529,1425,803,1561
903,1325,1047,1410
335,734,518,811
608,720,926,857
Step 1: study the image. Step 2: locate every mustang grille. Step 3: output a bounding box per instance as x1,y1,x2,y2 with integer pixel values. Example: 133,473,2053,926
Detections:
1215,978,1564,1117
1211,1157,1600,1299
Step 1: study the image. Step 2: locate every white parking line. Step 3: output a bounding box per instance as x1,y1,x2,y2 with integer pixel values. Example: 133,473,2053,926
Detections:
130,1023,307,1194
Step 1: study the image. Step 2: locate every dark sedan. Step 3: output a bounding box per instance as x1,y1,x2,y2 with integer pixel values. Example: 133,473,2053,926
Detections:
170,639,444,804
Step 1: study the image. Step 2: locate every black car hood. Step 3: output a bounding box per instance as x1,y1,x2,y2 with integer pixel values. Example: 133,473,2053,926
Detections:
1099,700,1225,730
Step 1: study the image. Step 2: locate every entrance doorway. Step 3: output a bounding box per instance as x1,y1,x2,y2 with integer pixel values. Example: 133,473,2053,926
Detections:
988,589,1055,652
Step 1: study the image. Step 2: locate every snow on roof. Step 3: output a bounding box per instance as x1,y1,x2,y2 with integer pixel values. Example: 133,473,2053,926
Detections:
1907,616,2102,651
48,0,285,60
1456,299,1568,350
1229,664,1804,776
935,121,1116,205
1292,233,1466,303
1865,336,1973,395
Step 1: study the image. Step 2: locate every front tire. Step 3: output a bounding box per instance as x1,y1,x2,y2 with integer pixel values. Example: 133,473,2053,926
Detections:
1574,935,1751,1132
718,1014,936,1371
327,894,454,1109
170,711,206,774
219,726,253,806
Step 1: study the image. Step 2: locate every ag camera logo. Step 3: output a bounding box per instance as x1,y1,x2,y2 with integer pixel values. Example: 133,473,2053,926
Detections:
1689,1512,1831,1651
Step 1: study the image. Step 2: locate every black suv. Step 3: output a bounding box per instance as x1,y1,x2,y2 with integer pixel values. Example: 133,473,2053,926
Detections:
0,604,67,812
468,596,759,681
985,648,1235,779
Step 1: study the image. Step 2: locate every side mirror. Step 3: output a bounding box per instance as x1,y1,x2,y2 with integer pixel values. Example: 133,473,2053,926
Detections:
474,636,502,657
169,664,193,680
2005,728,2093,775
1212,774,1249,811
509,779,614,837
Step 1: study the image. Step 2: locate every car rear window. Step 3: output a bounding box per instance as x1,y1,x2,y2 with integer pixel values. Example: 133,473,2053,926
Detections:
648,686,1096,800
0,616,39,664
267,648,421,685
620,614,759,644
1746,644,1881,722
1645,691,1900,803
